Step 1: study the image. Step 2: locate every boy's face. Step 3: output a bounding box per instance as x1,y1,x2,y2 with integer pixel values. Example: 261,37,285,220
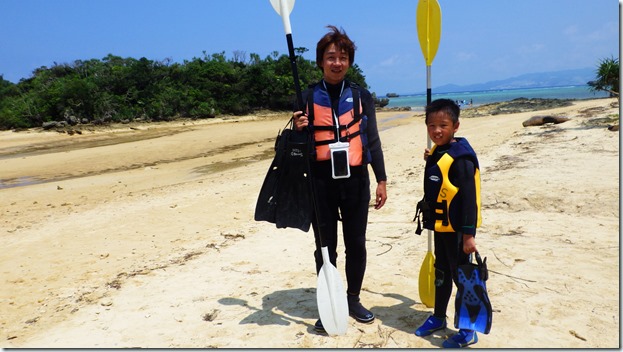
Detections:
426,111,459,146
320,43,350,84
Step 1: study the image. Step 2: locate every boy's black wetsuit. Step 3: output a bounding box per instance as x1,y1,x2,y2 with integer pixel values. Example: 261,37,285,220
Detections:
423,140,479,319
303,80,386,296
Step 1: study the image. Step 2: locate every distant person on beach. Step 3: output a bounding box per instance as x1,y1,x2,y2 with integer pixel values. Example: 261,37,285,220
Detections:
291,25,388,333
413,98,482,347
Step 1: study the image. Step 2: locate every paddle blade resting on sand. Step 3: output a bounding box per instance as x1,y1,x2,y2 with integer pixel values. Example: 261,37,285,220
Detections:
316,247,349,335
269,0,349,335
418,250,436,308
416,0,442,309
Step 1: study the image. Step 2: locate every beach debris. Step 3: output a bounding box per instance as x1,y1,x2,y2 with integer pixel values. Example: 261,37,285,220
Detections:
107,279,122,290
202,309,220,322
522,115,570,127
607,124,619,131
24,317,39,325
569,330,587,341
221,232,245,240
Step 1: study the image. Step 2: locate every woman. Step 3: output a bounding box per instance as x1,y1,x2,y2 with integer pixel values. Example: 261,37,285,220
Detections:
292,25,387,333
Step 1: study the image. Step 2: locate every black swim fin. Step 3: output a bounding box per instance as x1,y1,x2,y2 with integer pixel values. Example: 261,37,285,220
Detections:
454,251,492,334
254,126,313,232
273,135,312,231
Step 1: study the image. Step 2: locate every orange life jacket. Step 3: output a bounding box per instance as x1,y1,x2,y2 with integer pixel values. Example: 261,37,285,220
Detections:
306,81,371,165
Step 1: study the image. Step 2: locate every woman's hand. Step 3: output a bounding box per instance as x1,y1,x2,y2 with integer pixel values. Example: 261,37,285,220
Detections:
374,181,387,210
293,111,308,131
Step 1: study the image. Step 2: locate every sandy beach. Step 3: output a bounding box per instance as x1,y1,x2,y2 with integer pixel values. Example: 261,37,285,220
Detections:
1,97,619,348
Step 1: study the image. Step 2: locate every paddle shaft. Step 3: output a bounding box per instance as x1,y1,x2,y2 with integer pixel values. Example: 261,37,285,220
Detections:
270,0,348,335
285,34,304,110
417,0,441,308
426,65,432,252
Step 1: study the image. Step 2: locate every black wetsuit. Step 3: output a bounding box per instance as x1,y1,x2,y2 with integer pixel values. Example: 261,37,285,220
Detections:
425,142,478,319
304,80,387,295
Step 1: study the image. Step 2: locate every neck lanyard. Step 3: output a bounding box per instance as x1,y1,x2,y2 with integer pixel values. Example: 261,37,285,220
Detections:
322,80,345,138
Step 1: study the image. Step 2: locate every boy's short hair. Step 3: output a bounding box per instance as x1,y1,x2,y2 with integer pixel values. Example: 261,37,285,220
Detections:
316,25,356,69
425,98,460,124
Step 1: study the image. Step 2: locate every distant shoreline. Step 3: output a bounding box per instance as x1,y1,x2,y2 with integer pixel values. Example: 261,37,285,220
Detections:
384,85,612,109
383,84,607,98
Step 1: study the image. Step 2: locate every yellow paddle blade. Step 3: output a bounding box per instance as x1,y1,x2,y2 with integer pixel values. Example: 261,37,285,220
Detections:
416,0,442,66
418,250,436,308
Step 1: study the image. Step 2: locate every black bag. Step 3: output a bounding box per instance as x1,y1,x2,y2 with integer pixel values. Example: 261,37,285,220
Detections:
254,119,313,232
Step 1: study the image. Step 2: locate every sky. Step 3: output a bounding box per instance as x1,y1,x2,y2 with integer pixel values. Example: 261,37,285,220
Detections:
1,0,619,95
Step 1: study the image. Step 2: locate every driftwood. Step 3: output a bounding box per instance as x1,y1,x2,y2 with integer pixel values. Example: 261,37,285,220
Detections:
522,115,570,127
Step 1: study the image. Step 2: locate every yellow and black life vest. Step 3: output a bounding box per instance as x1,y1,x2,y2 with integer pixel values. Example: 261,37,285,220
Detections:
421,138,482,233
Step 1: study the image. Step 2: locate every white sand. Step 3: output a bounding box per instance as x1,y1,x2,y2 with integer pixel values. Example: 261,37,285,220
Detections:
1,98,619,348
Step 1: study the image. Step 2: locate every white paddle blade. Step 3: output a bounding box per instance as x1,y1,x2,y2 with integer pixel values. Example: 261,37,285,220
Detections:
316,246,349,335
269,0,295,34
269,0,294,15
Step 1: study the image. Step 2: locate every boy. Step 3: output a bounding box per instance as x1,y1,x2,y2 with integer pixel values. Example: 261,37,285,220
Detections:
414,98,481,348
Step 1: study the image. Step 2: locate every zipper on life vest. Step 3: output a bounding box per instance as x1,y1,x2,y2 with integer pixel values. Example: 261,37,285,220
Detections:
322,80,345,143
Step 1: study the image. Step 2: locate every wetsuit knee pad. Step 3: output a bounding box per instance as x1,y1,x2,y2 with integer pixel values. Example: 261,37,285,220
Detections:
434,268,445,287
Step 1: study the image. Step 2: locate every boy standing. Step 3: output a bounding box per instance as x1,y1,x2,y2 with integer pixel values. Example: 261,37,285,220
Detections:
414,99,482,348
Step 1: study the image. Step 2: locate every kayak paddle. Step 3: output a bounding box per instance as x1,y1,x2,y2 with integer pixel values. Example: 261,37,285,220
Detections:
269,0,303,109
416,0,441,309
269,0,349,335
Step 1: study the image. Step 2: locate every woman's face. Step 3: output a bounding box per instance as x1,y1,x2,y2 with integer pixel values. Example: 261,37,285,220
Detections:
319,43,350,84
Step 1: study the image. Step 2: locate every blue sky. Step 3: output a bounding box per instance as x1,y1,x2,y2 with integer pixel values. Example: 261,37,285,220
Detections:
1,0,619,95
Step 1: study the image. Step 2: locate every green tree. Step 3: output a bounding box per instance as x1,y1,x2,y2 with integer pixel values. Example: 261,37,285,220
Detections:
588,56,619,98
0,49,374,129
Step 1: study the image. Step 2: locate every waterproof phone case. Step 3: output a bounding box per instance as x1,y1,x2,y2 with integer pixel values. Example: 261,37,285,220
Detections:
329,141,350,179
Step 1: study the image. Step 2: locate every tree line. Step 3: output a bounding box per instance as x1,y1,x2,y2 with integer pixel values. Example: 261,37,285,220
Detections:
0,49,388,130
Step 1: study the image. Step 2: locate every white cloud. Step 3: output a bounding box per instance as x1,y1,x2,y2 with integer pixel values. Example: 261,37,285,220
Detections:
455,51,476,61
379,55,401,67
515,43,546,55
565,21,618,43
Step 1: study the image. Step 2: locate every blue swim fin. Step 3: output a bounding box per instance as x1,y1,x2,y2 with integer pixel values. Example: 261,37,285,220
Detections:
454,251,492,334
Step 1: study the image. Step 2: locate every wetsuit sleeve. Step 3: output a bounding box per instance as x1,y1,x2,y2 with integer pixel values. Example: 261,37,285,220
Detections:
452,158,477,236
361,89,387,183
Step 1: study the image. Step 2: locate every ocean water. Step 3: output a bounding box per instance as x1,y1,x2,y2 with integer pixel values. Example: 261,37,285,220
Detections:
385,85,611,110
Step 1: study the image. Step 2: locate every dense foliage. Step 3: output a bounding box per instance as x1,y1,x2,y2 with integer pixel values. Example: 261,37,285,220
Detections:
588,56,619,98
0,49,378,130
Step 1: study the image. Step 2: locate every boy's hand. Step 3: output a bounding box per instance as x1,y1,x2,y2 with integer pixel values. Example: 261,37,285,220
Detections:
462,234,477,254
423,148,430,161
